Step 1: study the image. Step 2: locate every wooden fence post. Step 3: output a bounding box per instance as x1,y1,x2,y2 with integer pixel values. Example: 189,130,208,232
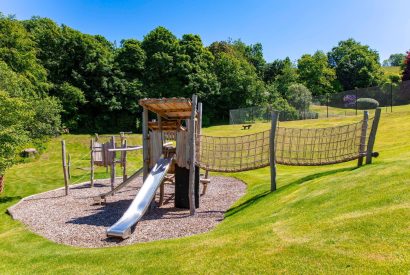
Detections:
188,94,198,215
357,110,369,167
110,136,116,191
61,140,69,195
67,153,71,179
122,139,128,181
142,107,149,182
90,138,94,187
270,112,278,192
366,108,382,164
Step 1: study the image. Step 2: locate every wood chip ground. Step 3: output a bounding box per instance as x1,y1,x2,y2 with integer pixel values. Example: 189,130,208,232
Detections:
9,176,246,248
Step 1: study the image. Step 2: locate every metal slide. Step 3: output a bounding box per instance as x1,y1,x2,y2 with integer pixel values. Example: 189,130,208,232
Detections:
106,158,172,239
93,167,144,204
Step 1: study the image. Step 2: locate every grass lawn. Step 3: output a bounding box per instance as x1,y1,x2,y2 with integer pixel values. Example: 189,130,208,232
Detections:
0,107,409,274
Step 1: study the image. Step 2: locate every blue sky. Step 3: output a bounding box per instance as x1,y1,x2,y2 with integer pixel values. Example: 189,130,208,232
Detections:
1,0,409,62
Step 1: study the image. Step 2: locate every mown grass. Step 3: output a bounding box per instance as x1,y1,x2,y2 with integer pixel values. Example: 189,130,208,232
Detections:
0,107,409,274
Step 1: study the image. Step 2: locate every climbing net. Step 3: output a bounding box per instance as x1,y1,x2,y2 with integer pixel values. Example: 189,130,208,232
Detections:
196,117,374,172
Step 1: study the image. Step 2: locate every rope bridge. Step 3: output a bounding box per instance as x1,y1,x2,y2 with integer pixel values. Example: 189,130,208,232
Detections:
196,114,377,172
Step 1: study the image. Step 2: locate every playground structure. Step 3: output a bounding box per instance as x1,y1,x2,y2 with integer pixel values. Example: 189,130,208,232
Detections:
61,95,382,240
61,132,143,196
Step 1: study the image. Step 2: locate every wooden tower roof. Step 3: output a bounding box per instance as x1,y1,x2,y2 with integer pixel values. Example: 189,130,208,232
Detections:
139,97,196,120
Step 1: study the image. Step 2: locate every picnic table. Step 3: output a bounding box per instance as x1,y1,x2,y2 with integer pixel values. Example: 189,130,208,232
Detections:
242,124,252,130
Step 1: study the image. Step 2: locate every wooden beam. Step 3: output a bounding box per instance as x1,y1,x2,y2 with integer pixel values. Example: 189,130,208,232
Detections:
142,107,149,182
188,94,197,215
270,112,278,192
90,138,94,187
366,108,382,164
108,146,143,152
61,140,69,195
358,110,369,167
110,136,116,191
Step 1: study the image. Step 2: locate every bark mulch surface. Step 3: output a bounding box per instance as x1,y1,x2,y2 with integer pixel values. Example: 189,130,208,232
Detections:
9,176,246,248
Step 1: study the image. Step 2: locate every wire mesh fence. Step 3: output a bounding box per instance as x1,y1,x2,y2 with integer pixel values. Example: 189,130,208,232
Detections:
229,80,410,124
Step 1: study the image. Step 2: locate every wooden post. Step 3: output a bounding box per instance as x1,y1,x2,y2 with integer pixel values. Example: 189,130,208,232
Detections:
270,112,278,192
357,110,369,167
197,102,203,169
90,139,94,187
188,94,198,215
122,139,128,181
366,108,381,164
157,114,163,146
142,107,149,181
110,136,116,191
67,153,71,179
61,140,69,195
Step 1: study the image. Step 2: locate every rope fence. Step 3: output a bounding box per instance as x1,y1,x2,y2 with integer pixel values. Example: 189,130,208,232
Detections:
196,115,375,172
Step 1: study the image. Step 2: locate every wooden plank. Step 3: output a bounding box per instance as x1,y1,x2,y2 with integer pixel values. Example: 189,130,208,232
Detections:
188,94,197,215
108,146,143,152
366,107,381,164
270,112,278,192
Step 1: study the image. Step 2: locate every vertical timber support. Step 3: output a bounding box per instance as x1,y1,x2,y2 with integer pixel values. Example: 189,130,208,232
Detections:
188,94,198,215
61,140,69,195
270,112,278,192
67,153,71,180
142,107,149,182
197,102,203,169
357,110,369,167
366,108,382,164
90,139,94,187
110,136,116,191
123,139,128,181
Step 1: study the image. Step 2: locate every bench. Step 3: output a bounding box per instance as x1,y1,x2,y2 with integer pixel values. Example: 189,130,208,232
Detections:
242,124,252,130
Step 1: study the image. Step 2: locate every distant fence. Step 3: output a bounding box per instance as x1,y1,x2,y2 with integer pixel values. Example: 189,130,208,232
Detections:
313,80,410,117
229,106,318,124
229,80,410,124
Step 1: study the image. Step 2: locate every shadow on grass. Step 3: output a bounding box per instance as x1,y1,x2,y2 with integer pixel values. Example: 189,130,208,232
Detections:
225,166,356,218
0,196,22,204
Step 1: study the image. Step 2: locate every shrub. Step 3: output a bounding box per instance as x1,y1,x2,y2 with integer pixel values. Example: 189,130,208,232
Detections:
356,98,379,109
271,97,299,121
286,83,312,111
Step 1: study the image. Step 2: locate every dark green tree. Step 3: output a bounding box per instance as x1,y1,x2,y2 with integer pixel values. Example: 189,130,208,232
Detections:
328,39,383,90
297,51,337,96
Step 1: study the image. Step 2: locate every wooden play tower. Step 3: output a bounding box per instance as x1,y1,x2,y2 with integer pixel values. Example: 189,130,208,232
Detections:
139,95,202,214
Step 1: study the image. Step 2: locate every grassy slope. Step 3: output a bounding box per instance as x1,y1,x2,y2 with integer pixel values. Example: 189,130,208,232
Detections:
382,66,402,77
0,108,409,274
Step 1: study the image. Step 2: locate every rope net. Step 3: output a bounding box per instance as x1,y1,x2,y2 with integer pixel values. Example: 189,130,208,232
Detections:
196,117,374,172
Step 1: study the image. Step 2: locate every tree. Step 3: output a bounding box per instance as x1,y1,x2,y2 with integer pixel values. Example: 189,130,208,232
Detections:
0,91,33,176
382,53,406,67
115,39,146,81
328,39,383,90
297,51,337,96
142,26,180,98
0,14,50,95
209,41,267,122
402,51,410,81
286,83,312,112
177,34,219,100
274,58,299,97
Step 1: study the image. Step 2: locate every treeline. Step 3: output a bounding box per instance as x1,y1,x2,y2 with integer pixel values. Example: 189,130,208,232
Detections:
0,14,407,136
